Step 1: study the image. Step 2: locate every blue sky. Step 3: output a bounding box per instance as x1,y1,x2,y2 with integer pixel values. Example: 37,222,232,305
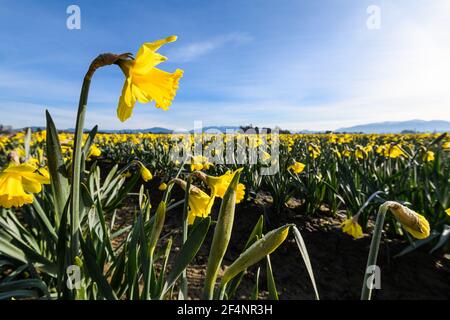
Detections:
0,0,449,131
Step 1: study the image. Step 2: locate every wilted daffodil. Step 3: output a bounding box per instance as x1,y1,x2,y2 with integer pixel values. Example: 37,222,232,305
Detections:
194,168,245,204
116,35,184,122
0,162,50,208
288,161,305,174
173,178,215,225
385,201,430,239
341,216,363,239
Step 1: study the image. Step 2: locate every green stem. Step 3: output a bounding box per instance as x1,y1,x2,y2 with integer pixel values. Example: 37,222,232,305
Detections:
361,202,389,300
69,53,119,268
70,77,91,267
179,176,191,299
218,283,227,300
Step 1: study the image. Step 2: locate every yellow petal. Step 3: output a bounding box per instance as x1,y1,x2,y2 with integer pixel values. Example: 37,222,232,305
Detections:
117,79,136,122
133,36,178,75
133,68,183,110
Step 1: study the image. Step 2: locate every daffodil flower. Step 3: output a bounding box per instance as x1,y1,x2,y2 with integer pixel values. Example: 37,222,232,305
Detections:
158,182,167,191
174,178,215,225
0,162,50,208
288,161,305,174
116,36,184,122
385,201,430,239
88,144,102,158
341,217,363,239
194,169,245,204
140,164,153,182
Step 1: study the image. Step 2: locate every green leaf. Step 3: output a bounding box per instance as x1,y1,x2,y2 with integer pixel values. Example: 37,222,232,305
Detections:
0,279,49,300
394,230,440,257
226,215,264,299
266,255,278,300
161,217,211,298
79,233,118,300
82,125,98,159
31,197,58,242
430,225,450,254
292,226,320,300
250,267,260,300
155,237,172,298
45,110,69,223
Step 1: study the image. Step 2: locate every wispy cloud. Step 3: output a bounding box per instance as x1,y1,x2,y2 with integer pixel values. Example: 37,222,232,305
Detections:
167,33,252,62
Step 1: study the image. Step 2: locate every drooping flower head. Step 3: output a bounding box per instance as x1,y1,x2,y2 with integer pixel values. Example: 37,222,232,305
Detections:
139,163,153,182
0,162,50,208
341,216,363,239
116,36,184,122
173,178,215,225
385,201,430,239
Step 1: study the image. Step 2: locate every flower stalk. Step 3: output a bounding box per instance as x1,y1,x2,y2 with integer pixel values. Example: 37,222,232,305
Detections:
360,202,388,300
70,53,130,268
202,170,242,299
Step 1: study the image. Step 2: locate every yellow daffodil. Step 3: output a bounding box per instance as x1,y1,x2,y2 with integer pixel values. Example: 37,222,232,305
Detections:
341,217,363,239
140,164,153,182
158,182,167,191
88,144,102,158
288,161,305,174
0,162,50,208
381,145,405,158
342,149,352,158
197,169,245,204
424,150,434,162
308,144,321,159
174,178,215,225
445,208,450,216
442,141,450,149
385,201,430,239
355,145,367,159
116,35,184,122
190,155,213,171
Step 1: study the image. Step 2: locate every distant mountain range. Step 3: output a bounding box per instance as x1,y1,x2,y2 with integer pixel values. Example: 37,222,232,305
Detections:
11,120,450,134
99,127,173,134
335,120,450,134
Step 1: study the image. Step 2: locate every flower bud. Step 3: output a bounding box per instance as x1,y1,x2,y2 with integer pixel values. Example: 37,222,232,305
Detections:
221,224,292,285
148,201,167,254
202,169,242,299
385,201,430,239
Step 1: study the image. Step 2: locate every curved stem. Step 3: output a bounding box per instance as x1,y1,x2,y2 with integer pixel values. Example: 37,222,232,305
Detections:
69,77,91,266
69,54,122,269
361,202,389,300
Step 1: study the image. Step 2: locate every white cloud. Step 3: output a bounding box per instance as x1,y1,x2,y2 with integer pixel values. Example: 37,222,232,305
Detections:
167,33,252,62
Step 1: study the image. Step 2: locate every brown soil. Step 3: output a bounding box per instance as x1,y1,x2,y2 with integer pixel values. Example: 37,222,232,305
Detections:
129,180,450,300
